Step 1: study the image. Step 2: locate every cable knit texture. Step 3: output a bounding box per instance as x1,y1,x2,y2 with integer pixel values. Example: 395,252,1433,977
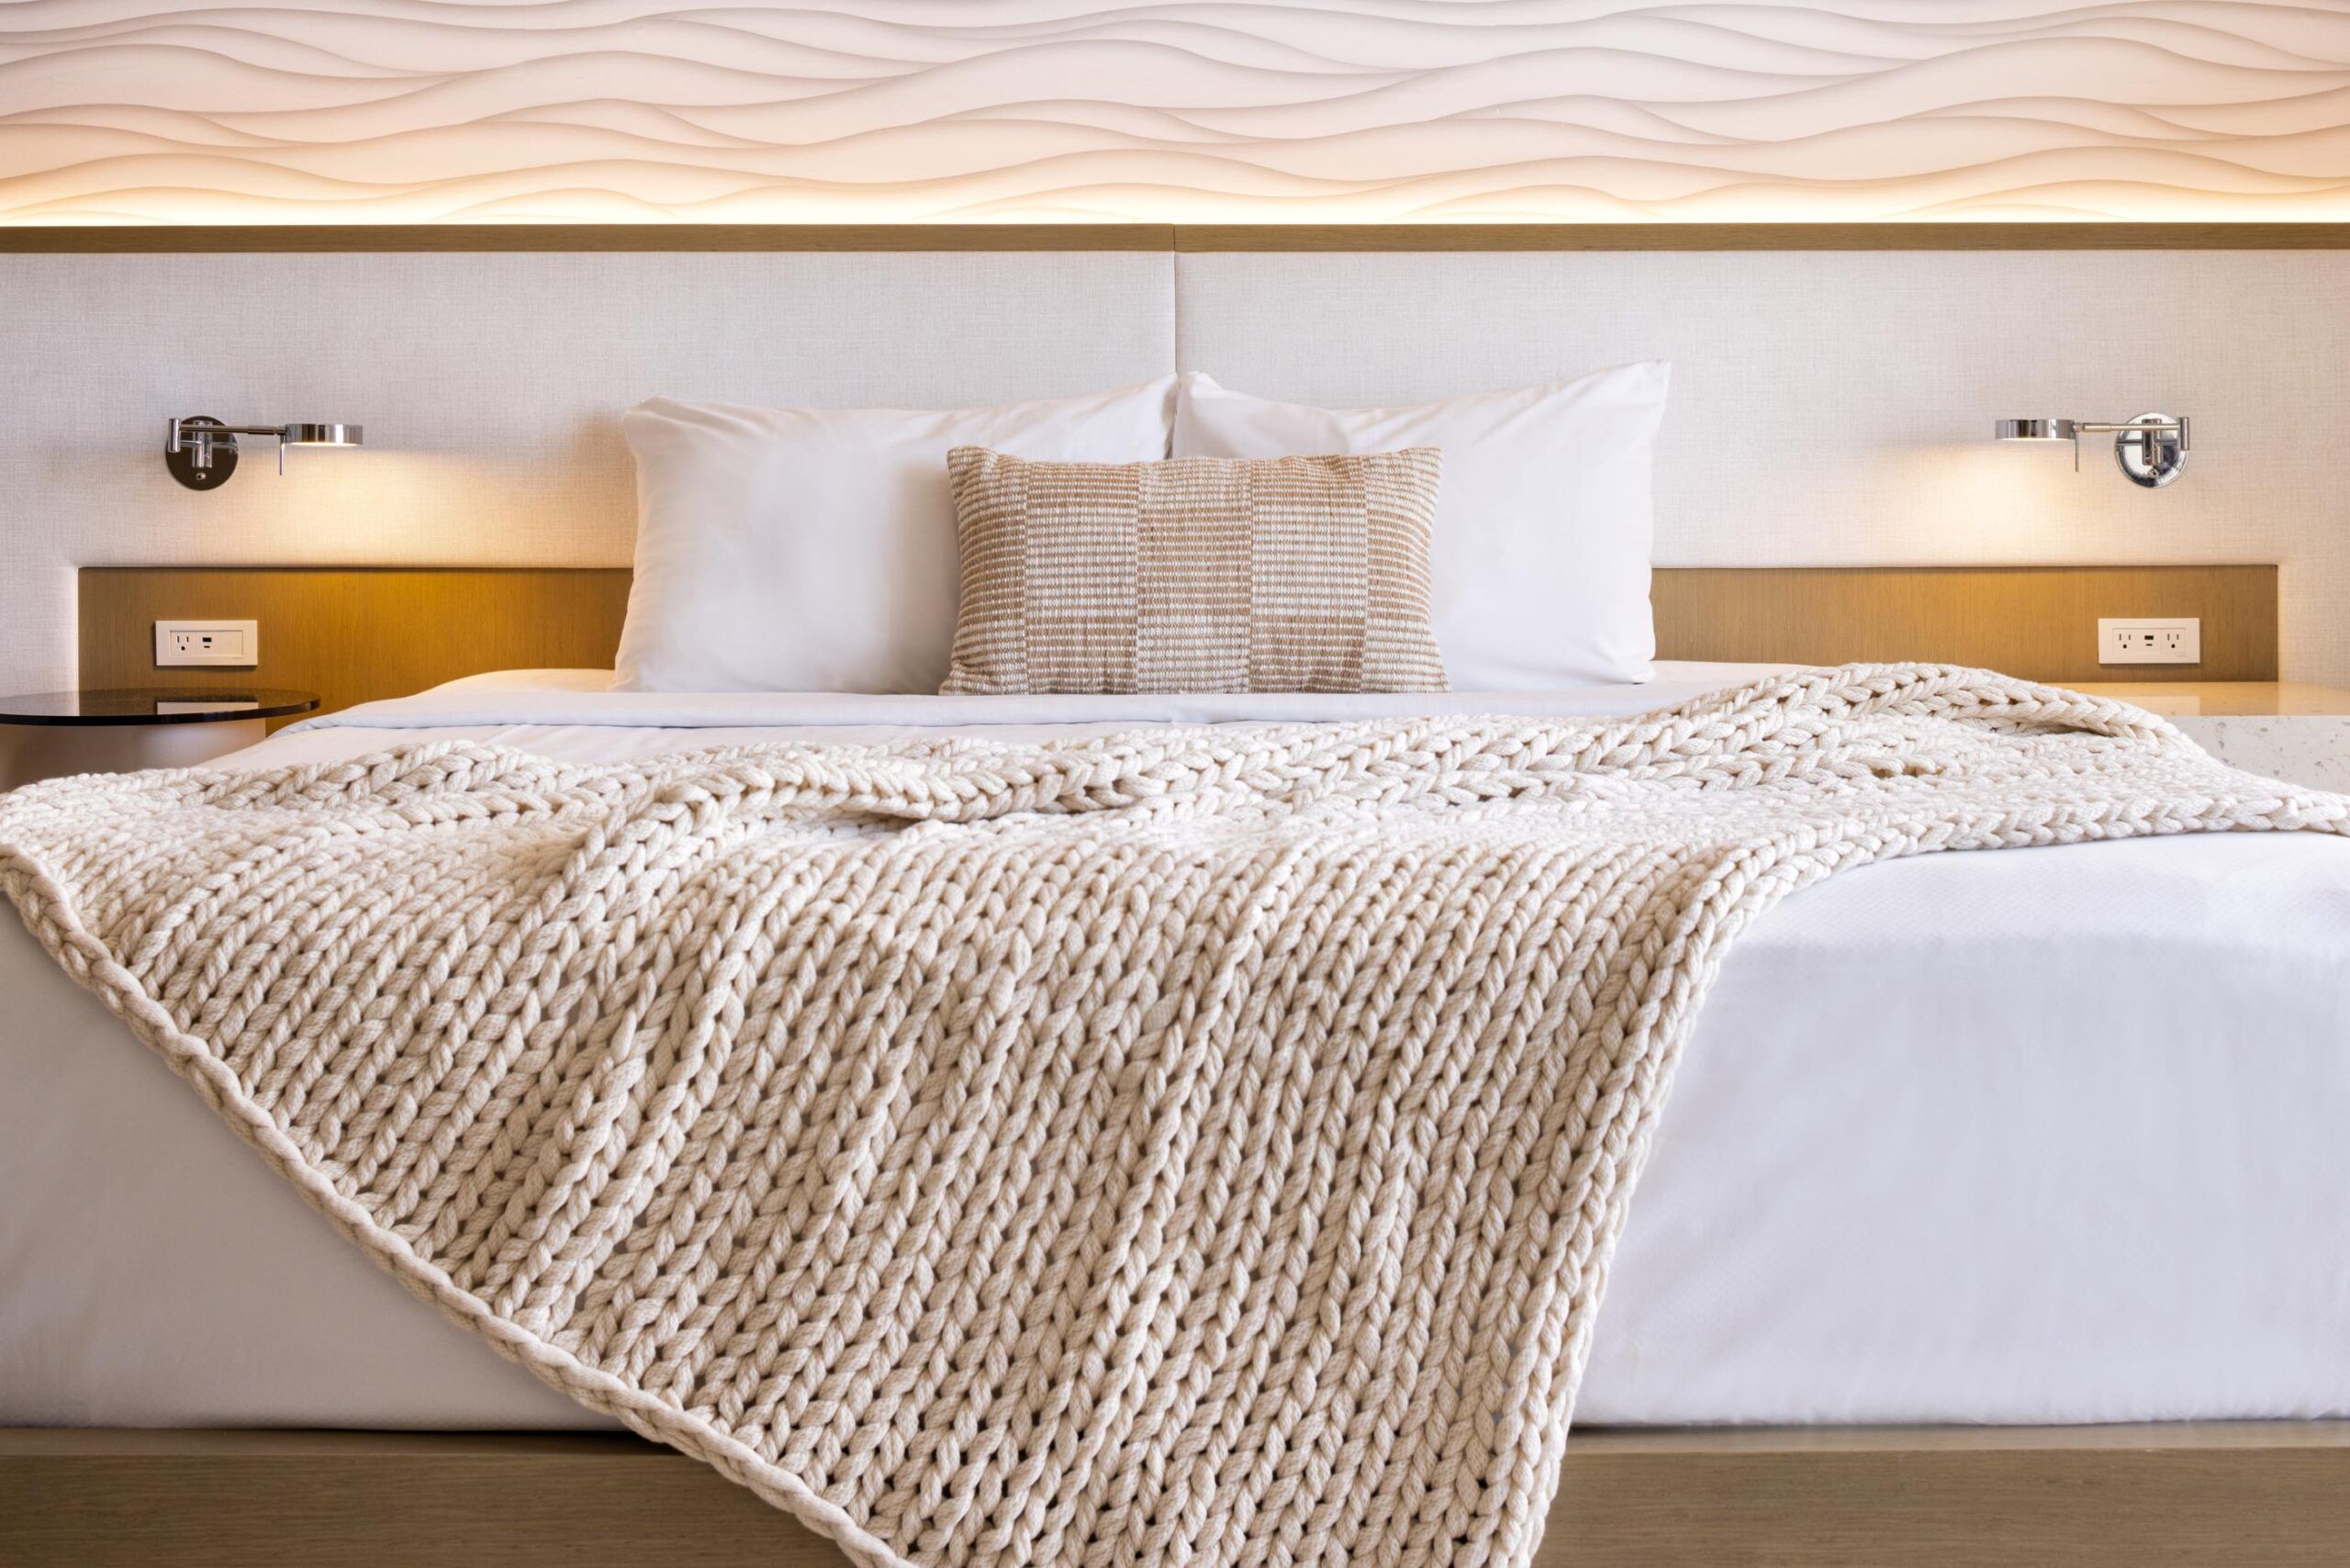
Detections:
2,665,2342,1568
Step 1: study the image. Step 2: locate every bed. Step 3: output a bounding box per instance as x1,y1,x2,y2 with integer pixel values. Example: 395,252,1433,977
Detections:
6,663,2349,1564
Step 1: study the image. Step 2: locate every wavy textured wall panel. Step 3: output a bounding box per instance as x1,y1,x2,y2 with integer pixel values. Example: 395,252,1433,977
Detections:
2,1,2348,223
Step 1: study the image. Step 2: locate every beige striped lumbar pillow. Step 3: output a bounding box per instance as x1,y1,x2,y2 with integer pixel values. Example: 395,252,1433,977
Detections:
944,445,1449,695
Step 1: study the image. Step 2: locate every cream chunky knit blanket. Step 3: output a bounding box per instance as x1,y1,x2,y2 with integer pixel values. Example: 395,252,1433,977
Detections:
3,665,2342,1568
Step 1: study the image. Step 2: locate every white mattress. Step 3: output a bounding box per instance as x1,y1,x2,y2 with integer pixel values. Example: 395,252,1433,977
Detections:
6,665,2350,1429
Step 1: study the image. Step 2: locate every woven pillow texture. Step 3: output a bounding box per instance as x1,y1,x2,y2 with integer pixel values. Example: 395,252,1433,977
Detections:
944,446,1448,695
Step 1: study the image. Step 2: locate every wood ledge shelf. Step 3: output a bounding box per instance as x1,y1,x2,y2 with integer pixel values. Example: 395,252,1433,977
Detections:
2074,681,2350,717
76,564,2283,727
10,222,2350,253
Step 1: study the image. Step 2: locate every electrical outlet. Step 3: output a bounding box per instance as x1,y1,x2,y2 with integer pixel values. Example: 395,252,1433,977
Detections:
154,619,258,667
2098,617,2200,666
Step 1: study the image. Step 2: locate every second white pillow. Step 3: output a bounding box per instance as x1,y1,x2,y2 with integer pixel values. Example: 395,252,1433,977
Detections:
1174,363,1669,688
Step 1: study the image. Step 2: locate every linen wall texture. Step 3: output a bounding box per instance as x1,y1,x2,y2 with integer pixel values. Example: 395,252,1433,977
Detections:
2,2,2346,224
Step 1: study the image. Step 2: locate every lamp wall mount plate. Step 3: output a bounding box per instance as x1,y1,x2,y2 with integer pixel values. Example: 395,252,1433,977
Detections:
162,415,235,490
2111,412,2188,488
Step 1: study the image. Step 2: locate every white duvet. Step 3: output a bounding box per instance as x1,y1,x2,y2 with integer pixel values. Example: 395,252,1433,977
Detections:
6,666,2349,1428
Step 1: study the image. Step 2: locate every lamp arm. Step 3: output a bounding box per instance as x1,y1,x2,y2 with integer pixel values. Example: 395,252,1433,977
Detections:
2068,419,2187,436
1991,410,2190,488
165,420,296,453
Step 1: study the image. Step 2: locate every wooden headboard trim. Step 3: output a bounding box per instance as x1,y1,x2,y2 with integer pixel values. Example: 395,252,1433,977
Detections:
78,565,2279,725
12,224,2350,254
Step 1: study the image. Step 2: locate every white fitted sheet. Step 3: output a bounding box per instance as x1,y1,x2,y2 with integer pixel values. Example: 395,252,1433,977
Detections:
6,666,2349,1428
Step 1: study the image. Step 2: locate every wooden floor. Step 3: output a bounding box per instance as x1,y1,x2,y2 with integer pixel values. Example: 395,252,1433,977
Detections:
6,1422,2350,1565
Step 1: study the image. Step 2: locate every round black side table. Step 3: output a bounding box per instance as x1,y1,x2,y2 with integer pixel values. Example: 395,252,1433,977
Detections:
0,688,319,791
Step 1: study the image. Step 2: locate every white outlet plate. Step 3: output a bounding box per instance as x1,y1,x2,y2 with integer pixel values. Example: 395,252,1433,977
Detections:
2098,617,2200,666
154,619,258,667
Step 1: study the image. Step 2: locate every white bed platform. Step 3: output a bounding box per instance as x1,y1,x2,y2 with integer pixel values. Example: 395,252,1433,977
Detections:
6,667,2350,1563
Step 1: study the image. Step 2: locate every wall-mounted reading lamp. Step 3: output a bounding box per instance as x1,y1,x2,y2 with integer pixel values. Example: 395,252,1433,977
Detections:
165,416,364,490
1994,412,2188,488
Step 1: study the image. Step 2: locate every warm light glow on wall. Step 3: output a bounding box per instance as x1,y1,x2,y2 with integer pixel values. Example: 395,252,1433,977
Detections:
3,2,2348,224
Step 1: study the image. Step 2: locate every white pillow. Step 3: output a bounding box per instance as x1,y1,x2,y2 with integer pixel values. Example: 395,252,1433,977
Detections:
617,378,1177,692
1174,364,1670,688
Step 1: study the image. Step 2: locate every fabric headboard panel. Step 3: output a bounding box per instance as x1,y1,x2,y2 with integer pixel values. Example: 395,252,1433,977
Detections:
1173,250,2344,688
5,246,2340,692
0,252,1176,694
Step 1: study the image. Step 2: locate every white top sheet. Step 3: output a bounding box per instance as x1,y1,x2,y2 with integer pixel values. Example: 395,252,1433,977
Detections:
6,665,2349,1429
278,664,1791,745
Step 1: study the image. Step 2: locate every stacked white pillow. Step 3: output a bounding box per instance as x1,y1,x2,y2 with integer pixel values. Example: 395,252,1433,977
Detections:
1175,364,1671,688
616,378,1177,693
614,362,1669,693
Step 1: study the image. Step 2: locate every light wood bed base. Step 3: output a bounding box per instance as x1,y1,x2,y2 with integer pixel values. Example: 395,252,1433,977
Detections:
7,1423,2349,1565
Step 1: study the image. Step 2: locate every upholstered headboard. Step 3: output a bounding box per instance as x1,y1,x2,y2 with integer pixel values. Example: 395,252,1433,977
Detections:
6,237,2340,694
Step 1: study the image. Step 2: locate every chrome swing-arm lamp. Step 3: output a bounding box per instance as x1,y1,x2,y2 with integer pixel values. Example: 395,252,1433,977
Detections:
1993,413,2188,488
165,416,364,490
